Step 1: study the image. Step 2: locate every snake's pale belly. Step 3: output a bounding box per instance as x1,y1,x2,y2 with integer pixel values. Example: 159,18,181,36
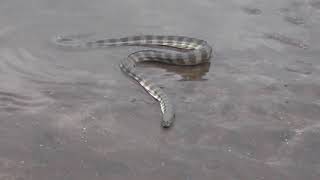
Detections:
53,35,213,128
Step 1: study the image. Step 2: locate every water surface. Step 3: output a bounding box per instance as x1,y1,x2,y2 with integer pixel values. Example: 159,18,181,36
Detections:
1,0,320,179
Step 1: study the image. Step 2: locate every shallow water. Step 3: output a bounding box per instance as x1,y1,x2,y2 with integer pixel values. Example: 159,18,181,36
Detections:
1,0,320,179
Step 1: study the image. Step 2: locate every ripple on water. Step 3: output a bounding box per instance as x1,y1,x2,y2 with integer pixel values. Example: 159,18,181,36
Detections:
263,33,309,49
0,48,110,86
242,7,262,15
0,48,63,82
0,48,61,113
0,47,112,113
310,0,320,9
0,90,50,113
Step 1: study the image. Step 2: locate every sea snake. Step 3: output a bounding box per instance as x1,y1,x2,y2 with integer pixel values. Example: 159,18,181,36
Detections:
52,35,213,128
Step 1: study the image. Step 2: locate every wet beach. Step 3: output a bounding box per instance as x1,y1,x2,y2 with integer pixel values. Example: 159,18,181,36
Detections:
1,0,320,179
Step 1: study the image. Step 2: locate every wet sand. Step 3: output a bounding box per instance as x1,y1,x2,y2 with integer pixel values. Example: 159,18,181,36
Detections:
1,0,320,179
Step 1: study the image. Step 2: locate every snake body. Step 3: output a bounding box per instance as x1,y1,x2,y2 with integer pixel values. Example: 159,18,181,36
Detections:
53,35,213,128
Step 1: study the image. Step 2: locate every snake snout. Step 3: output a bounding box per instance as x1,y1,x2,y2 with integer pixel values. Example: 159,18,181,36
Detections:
161,113,175,128
161,121,172,128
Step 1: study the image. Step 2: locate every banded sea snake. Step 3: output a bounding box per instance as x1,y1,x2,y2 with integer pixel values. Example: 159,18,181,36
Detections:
52,35,213,128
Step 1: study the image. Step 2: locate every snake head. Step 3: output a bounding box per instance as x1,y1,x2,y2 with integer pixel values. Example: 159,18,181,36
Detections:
161,113,175,128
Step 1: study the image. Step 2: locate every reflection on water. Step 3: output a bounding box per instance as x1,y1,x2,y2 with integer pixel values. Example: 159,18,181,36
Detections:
140,61,211,81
